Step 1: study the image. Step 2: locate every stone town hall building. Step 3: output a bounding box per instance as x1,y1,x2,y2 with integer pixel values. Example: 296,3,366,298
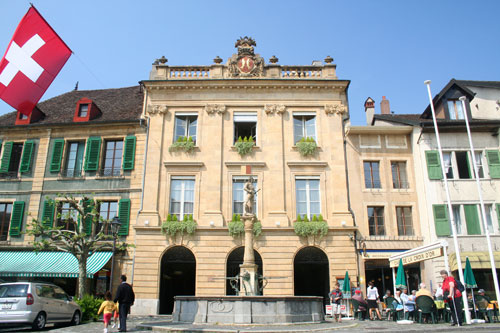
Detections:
133,38,357,314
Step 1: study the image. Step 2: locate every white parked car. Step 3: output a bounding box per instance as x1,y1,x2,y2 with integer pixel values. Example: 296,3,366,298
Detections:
0,282,81,330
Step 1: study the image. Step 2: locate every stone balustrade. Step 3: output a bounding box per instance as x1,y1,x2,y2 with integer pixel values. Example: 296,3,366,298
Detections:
167,66,211,79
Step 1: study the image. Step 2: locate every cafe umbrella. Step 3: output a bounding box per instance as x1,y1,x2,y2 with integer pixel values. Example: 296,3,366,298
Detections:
342,271,351,319
464,257,478,318
395,259,412,324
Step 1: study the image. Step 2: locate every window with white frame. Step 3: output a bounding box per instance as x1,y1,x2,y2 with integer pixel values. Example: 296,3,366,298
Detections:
295,177,320,220
233,113,257,144
473,152,484,178
443,152,454,179
174,114,197,143
293,113,316,144
447,100,465,120
169,177,195,220
452,205,463,235
232,177,258,216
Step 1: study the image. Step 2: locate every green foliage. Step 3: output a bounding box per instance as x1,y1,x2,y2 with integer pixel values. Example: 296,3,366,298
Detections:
228,214,261,238
75,294,104,322
234,136,255,156
293,220,328,238
161,214,197,236
296,137,318,156
312,214,318,222
296,215,302,222
318,214,324,221
169,136,195,153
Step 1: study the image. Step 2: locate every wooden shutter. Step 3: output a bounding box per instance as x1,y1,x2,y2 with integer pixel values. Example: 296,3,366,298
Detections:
83,199,93,235
486,150,500,179
19,140,34,173
433,204,450,236
117,199,130,236
8,201,25,237
464,204,481,235
50,139,65,173
426,150,443,180
122,136,136,171
41,200,55,228
0,142,13,173
84,137,101,171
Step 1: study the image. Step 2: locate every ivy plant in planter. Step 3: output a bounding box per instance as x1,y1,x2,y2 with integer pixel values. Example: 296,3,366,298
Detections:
234,136,255,156
293,214,328,237
169,136,195,153
296,137,318,156
161,214,197,236
228,214,262,238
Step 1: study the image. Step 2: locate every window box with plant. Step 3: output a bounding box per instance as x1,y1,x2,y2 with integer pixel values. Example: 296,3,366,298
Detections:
169,136,195,153
234,136,255,156
228,214,262,238
296,137,318,156
161,214,197,236
293,214,328,237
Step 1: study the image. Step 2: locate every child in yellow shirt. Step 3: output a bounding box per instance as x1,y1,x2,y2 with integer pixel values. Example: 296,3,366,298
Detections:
98,291,117,333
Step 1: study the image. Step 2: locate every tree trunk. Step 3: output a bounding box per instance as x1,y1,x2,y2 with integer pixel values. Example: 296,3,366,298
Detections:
77,253,89,298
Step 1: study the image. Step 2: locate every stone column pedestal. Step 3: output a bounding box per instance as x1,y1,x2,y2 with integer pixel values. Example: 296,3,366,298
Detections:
240,214,258,295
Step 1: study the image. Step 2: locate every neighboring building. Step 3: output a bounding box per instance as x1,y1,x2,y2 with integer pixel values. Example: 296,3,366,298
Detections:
134,38,357,314
346,97,423,294
373,79,500,298
0,86,146,296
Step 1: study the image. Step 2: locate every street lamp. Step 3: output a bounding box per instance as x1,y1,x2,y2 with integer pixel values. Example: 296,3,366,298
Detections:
109,216,121,292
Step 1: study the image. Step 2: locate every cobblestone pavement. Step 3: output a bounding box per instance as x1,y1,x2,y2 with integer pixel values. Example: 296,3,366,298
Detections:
2,316,500,333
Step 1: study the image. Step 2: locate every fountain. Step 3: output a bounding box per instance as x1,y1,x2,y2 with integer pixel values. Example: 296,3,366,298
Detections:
172,177,324,324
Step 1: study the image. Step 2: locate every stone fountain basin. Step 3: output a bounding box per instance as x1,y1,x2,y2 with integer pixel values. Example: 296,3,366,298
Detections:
172,296,324,324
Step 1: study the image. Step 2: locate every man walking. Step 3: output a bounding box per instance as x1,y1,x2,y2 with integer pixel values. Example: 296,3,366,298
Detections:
114,275,135,332
440,270,463,326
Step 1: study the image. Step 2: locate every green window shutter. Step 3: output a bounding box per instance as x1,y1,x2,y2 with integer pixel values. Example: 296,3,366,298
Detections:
426,150,443,180
464,204,481,235
83,199,93,235
117,199,131,236
433,204,450,236
9,201,25,237
41,200,55,228
0,142,13,173
84,137,101,171
486,150,500,179
122,136,136,171
19,140,35,173
50,139,65,173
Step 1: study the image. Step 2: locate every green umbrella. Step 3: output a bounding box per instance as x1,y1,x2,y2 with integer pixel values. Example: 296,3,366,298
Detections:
342,271,351,296
464,257,477,288
395,258,406,289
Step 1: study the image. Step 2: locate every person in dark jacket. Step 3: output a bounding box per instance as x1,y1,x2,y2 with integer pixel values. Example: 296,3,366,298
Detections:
114,275,135,332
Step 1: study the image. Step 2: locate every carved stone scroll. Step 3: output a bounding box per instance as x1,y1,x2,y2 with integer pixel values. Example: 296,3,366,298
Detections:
324,103,347,115
147,104,168,115
264,104,286,115
205,104,226,115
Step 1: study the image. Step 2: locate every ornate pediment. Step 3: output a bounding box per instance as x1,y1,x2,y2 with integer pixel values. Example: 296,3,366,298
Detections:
228,37,264,78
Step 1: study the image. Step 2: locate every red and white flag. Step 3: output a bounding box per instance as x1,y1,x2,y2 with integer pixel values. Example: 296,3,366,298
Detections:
0,6,71,115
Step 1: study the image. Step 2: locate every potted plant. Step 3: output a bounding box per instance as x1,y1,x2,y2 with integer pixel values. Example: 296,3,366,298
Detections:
293,214,328,237
296,137,318,156
234,136,255,156
169,136,195,153
161,214,197,236
228,213,262,238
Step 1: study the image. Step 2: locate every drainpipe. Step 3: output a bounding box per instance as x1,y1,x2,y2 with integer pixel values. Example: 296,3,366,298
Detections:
341,90,361,286
131,85,149,283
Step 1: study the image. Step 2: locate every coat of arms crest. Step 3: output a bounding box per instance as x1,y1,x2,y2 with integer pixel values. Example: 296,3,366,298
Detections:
228,37,264,77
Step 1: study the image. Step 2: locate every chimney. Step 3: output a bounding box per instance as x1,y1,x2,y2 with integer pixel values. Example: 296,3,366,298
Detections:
380,96,390,115
364,97,375,125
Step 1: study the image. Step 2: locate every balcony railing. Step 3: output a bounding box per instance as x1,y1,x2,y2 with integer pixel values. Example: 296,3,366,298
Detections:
0,172,19,180
60,168,84,179
98,168,122,177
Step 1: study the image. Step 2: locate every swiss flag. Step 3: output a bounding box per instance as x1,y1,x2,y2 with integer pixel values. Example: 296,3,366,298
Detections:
0,6,72,115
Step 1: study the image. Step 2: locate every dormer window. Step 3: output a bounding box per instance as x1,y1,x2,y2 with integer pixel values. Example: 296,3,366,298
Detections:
447,100,465,120
73,98,101,122
15,108,45,125
78,104,89,117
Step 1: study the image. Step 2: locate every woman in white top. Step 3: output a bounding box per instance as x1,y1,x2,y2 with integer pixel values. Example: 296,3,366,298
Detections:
366,281,383,320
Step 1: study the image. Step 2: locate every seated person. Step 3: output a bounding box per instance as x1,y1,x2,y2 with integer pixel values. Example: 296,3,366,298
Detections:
401,288,416,319
392,290,404,318
352,289,368,320
416,283,432,298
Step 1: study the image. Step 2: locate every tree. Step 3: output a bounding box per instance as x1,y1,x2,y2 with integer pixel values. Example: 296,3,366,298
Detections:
27,194,129,298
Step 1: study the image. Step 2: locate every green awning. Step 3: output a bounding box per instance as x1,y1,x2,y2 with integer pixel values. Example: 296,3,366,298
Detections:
0,252,112,278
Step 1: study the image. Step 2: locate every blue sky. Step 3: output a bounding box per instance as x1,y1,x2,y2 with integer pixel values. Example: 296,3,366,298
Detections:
1,0,499,125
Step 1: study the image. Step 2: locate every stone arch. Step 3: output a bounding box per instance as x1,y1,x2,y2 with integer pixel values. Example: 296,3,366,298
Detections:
293,246,330,305
159,246,196,314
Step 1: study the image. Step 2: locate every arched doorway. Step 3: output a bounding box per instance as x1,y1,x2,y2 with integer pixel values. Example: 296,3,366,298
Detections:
226,247,263,295
294,246,330,305
159,246,196,314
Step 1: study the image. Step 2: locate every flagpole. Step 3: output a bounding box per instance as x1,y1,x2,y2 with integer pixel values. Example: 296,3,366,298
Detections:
459,96,500,305
424,81,471,325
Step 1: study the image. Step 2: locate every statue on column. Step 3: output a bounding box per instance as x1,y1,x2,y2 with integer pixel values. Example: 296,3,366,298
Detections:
243,177,257,216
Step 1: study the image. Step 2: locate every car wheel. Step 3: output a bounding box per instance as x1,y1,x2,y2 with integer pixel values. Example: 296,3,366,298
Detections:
32,312,46,330
71,310,81,325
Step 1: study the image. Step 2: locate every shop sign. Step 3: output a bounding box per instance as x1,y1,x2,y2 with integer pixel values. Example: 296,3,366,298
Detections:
390,248,443,267
362,251,401,259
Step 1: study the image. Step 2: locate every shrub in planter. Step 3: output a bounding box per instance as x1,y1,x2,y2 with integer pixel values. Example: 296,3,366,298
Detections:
228,214,262,238
75,294,104,322
296,137,317,156
169,136,195,153
293,214,328,237
234,136,255,156
161,214,197,236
